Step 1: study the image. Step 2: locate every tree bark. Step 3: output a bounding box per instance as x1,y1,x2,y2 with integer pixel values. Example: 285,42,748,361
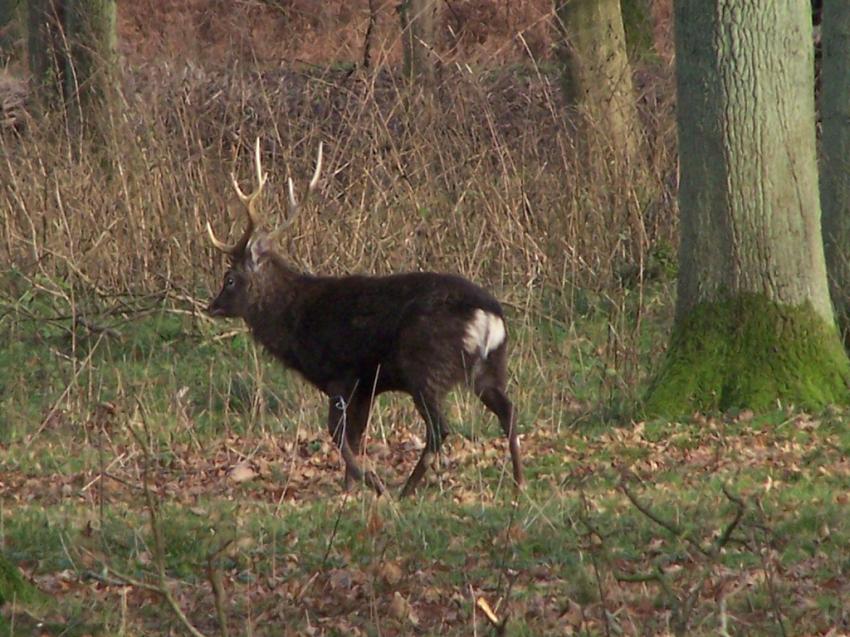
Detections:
645,0,850,415
0,0,25,63
27,0,117,131
820,2,850,344
399,0,436,89
553,0,641,161
64,0,118,135
27,0,65,109
620,0,655,62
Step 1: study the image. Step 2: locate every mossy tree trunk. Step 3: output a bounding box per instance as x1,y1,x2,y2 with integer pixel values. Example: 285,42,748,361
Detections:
820,2,850,344
27,0,117,134
64,0,117,138
27,0,65,110
619,0,655,62
553,0,641,162
645,0,850,415
0,0,26,64
399,0,436,90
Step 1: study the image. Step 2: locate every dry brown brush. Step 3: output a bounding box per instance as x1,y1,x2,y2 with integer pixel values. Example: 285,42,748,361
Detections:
0,58,678,413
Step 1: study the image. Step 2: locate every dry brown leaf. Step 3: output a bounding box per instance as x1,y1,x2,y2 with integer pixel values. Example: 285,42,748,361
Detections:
228,462,257,483
737,409,755,422
379,561,403,586
367,509,384,535
389,591,414,622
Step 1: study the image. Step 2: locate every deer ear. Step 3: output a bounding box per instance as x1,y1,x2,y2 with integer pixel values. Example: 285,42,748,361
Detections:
248,235,272,271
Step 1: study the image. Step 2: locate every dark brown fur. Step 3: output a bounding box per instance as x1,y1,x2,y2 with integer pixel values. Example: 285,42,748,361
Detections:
209,236,524,496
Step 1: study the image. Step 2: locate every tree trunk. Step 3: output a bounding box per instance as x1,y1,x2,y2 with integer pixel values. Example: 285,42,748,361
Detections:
27,0,117,133
27,0,65,109
645,0,850,415
554,0,641,161
399,0,436,89
820,2,850,344
64,0,118,136
620,0,655,62
0,0,25,64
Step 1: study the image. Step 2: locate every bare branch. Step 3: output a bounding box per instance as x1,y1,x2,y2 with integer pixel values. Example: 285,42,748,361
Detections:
714,486,746,552
619,478,689,546
207,539,234,637
114,403,210,637
105,565,209,637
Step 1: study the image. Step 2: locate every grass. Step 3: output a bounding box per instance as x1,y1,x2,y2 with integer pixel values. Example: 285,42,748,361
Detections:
2,284,850,635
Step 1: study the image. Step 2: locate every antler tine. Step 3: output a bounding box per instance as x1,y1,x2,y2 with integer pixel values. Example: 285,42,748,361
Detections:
282,141,323,229
230,138,268,224
254,137,268,194
209,137,268,257
206,221,235,254
308,141,323,193
286,177,299,219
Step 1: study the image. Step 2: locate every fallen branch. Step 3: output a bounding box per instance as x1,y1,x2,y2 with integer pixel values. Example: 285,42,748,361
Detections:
617,476,748,637
362,0,378,69
110,404,210,637
207,540,234,637
476,596,508,636
104,565,208,637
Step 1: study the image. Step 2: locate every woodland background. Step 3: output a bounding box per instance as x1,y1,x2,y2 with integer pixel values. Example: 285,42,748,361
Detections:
1,1,846,636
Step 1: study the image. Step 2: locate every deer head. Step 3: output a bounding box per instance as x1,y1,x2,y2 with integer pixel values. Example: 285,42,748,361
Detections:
207,138,323,318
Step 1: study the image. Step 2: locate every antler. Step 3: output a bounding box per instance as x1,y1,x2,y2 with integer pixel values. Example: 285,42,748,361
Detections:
207,138,268,256
282,141,323,230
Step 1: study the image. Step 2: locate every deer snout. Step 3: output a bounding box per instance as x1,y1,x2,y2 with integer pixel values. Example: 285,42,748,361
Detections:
207,297,230,317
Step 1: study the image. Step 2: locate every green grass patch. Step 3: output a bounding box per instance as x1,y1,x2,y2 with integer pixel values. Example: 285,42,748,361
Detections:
1,287,849,635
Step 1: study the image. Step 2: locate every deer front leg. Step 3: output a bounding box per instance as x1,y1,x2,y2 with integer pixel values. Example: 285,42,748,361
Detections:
343,393,373,492
327,393,385,496
400,393,450,497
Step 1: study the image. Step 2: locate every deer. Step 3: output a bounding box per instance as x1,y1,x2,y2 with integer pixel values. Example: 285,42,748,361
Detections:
206,138,524,497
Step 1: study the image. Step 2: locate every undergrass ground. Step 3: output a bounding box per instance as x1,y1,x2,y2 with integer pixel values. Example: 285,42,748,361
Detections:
2,282,849,636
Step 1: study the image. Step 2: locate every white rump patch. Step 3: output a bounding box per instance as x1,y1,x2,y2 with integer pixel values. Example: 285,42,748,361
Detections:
463,309,506,358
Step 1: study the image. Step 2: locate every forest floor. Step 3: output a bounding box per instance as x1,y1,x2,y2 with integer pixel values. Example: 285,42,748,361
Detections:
2,286,849,636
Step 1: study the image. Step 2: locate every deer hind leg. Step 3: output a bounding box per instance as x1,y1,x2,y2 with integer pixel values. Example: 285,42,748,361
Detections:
477,386,524,489
473,352,524,489
327,393,385,496
400,393,450,497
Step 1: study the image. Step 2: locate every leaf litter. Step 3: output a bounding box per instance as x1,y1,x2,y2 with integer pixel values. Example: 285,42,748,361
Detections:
2,410,850,634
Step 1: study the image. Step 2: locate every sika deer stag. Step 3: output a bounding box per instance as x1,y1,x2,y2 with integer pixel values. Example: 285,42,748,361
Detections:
206,139,523,496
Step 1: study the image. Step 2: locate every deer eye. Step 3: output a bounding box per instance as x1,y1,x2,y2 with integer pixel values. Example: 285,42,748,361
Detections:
225,275,236,288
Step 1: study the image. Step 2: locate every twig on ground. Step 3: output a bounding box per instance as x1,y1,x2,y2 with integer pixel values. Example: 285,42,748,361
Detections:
476,596,508,636
207,539,234,637
578,491,613,637
750,512,787,637
362,0,378,69
617,476,748,637
106,402,211,637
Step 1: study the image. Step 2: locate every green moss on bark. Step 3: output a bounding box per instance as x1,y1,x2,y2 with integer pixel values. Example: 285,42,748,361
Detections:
645,294,850,416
